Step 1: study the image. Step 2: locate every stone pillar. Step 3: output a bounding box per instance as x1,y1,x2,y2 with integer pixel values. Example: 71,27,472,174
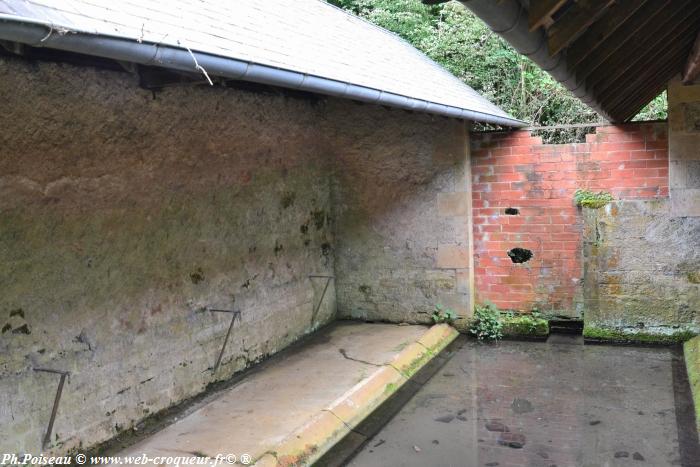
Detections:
668,75,700,216
436,122,475,322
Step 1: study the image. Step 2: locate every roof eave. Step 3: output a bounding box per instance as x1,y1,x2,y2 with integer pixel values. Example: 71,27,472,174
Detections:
0,15,527,128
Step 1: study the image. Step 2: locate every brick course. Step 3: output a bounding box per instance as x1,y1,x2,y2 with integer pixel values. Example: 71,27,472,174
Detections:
470,122,668,315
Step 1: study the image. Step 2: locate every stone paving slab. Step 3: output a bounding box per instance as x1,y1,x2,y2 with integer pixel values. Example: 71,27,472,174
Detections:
110,322,458,466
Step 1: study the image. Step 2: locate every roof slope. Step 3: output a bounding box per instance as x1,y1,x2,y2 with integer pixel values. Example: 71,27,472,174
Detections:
0,0,523,126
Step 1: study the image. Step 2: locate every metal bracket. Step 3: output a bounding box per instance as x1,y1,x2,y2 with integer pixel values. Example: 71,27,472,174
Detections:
309,275,335,324
207,308,241,374
33,368,70,449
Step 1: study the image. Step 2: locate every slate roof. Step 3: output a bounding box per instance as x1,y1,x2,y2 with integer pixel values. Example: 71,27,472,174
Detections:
0,0,523,126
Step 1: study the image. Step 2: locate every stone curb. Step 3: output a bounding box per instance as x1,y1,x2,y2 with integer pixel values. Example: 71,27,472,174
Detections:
253,323,459,466
684,336,700,434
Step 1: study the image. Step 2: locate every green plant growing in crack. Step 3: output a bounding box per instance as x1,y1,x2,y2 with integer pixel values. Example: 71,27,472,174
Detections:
432,304,457,324
470,302,503,341
574,189,614,208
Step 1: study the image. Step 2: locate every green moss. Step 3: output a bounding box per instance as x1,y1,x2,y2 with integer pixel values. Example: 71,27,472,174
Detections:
687,271,700,284
583,326,695,345
683,336,700,433
400,348,434,378
574,189,614,209
502,315,549,338
384,382,398,394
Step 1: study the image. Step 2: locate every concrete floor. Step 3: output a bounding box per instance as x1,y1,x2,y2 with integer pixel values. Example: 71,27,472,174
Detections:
109,322,430,464
347,335,700,467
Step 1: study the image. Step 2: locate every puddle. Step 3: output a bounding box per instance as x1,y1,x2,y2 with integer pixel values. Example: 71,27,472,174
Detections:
345,335,700,467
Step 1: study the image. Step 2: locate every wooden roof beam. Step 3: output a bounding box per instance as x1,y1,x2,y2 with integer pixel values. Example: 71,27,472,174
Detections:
565,0,649,69
605,45,691,115
597,32,696,106
616,74,674,122
529,0,569,31
615,80,669,122
547,0,616,56
571,0,672,81
590,4,700,96
682,30,700,84
613,63,681,121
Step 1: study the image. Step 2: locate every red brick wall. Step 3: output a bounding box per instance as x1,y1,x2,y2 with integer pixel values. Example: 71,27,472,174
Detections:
470,122,668,315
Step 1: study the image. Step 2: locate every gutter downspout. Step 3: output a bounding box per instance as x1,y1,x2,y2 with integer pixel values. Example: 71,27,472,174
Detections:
459,0,613,122
0,15,526,128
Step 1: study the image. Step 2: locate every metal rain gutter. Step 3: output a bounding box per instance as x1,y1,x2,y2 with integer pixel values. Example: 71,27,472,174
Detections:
0,15,527,128
459,0,614,122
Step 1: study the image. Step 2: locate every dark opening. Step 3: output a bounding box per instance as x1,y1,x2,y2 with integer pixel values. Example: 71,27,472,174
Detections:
505,207,519,215
507,248,533,263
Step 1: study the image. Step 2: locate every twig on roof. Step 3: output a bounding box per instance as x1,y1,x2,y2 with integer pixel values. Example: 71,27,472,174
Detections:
183,43,213,86
40,25,53,42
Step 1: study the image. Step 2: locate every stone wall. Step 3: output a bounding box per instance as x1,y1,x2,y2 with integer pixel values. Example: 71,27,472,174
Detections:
470,123,668,316
582,200,700,336
0,56,471,456
332,117,474,323
668,76,700,216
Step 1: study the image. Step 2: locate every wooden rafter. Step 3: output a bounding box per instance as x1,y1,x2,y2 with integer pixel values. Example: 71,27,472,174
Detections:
596,36,691,110
528,0,568,31
614,58,687,121
615,78,670,121
604,46,689,116
682,30,700,84
547,0,615,56
565,0,648,69
588,2,700,94
571,0,673,81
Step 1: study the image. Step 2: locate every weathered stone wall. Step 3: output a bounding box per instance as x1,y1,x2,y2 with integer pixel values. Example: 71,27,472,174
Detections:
668,76,700,216
582,199,700,336
0,56,338,455
332,113,474,324
0,55,471,455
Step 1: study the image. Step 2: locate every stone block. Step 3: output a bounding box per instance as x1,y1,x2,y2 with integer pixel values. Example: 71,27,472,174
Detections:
684,102,700,132
438,191,469,217
670,133,700,161
436,244,471,269
669,78,700,104
671,188,700,216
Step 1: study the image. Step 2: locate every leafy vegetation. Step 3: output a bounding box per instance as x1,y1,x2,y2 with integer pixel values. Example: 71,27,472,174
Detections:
432,303,457,324
470,302,503,341
327,0,666,133
574,189,614,209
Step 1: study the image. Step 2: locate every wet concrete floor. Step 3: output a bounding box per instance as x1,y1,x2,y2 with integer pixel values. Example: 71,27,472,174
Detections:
345,335,700,467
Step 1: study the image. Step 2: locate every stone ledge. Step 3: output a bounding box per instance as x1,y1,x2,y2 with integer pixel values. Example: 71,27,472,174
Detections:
684,336,700,435
258,324,459,466
583,326,696,346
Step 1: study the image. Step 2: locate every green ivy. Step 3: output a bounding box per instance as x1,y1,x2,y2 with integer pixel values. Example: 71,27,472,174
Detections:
432,303,457,324
470,302,503,341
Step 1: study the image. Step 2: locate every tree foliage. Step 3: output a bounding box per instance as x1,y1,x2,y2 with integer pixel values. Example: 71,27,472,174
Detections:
328,0,667,128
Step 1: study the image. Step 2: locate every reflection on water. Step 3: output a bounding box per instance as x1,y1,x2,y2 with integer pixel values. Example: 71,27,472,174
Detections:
348,335,700,467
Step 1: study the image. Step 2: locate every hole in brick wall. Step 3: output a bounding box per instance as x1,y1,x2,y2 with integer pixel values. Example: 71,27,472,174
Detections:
505,207,519,215
507,248,533,264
